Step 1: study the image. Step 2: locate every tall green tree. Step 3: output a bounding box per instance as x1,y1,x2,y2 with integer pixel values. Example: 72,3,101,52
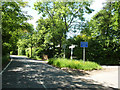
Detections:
80,1,120,64
17,23,34,56
2,1,32,55
34,1,93,57
34,1,93,35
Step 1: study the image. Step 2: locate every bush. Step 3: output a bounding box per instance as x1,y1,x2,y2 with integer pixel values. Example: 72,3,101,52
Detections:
18,47,25,55
25,47,43,60
48,58,102,70
25,48,30,57
2,54,10,65
2,43,11,55
10,51,13,55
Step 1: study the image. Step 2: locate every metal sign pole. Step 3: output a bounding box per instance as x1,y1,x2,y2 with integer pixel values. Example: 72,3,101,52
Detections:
81,42,88,63
71,48,73,60
83,47,85,63
63,44,66,59
64,48,65,58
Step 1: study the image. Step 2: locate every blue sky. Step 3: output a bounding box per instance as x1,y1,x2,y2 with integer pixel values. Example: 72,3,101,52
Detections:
22,0,107,38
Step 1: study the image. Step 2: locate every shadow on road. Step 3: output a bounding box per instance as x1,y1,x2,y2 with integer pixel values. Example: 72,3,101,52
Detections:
2,56,119,89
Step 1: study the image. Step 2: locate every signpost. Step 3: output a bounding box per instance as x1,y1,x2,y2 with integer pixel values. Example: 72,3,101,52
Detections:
69,44,76,60
80,42,88,63
62,44,67,58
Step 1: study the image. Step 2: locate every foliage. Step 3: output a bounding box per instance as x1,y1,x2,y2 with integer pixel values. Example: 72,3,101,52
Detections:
34,1,93,32
2,54,10,65
48,58,102,70
33,1,94,57
17,23,35,57
76,1,120,65
2,1,32,55
18,47,25,55
2,1,120,66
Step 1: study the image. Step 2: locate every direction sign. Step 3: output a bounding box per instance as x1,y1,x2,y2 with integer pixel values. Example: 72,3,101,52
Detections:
69,45,76,49
80,42,88,47
62,44,67,49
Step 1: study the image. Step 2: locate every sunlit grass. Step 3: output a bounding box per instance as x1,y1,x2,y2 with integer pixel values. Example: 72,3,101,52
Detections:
48,58,102,70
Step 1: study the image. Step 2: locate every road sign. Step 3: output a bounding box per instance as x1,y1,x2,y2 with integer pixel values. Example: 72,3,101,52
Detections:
80,42,88,63
69,44,77,60
62,44,67,58
69,45,77,48
62,44,67,49
80,42,88,47
69,45,76,49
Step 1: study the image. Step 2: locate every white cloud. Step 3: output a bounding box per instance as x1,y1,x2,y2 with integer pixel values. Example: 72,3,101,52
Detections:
22,0,41,29
85,0,107,20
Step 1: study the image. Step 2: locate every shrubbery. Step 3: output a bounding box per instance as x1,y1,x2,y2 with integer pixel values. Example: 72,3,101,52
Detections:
25,47,43,59
65,37,120,65
2,54,10,65
18,47,25,55
48,58,102,70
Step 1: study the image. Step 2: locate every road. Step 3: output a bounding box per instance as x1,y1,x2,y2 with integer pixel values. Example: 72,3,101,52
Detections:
86,66,119,88
73,66,119,89
2,55,118,89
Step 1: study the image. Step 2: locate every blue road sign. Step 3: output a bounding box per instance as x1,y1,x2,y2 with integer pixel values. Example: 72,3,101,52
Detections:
80,42,88,47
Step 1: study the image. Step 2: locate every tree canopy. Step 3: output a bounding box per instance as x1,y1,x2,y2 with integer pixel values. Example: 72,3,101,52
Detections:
2,1,33,55
2,1,120,65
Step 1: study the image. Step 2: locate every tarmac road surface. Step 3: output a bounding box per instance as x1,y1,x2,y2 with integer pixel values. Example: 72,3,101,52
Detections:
2,55,119,89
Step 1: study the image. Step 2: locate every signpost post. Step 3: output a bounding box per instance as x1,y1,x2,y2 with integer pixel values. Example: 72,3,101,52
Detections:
80,42,88,63
62,44,67,58
69,44,76,60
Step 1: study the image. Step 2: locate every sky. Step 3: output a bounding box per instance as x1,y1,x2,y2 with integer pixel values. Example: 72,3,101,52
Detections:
22,0,107,38
84,0,107,20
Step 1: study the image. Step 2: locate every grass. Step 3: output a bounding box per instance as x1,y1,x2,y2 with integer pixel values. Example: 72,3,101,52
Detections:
48,58,102,71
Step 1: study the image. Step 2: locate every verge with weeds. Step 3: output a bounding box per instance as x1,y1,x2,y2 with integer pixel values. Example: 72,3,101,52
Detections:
48,58,102,71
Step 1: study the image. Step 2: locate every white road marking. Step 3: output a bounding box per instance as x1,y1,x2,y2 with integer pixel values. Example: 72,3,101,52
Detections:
0,59,13,74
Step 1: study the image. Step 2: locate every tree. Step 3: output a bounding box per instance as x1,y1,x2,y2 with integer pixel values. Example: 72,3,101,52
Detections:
79,1,120,64
2,1,32,55
34,1,94,57
17,23,34,57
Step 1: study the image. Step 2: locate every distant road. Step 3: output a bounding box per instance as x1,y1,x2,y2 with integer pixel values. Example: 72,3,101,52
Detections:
2,55,118,89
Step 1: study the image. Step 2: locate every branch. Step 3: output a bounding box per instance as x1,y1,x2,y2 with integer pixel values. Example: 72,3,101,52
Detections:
46,9,53,19
68,8,81,28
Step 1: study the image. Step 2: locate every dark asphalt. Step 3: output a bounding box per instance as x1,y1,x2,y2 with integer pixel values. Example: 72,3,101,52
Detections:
2,55,117,90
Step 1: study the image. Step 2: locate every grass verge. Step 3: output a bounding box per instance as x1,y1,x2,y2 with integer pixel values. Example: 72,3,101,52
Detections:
48,58,102,71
